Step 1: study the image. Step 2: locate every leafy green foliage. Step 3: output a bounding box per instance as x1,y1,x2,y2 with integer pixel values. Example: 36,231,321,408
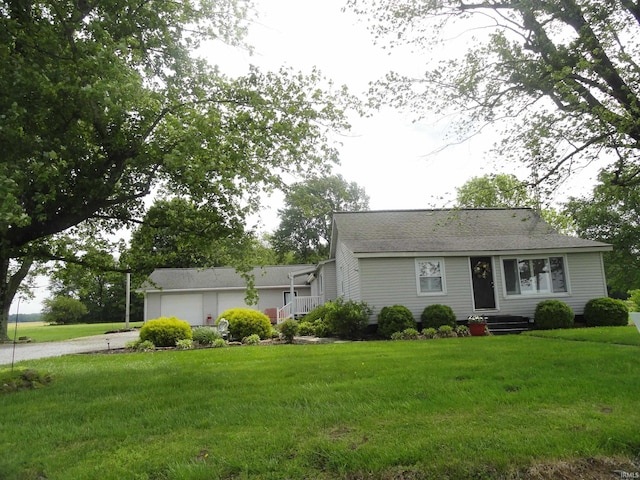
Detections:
421,327,438,339
0,0,353,340
421,304,456,329
376,305,416,339
271,175,369,263
139,317,192,347
217,308,272,340
437,325,455,338
323,298,373,340
175,339,194,350
192,327,221,346
456,174,535,209
42,296,88,325
243,334,261,345
584,298,629,327
390,328,420,340
565,172,640,294
627,290,640,312
297,321,316,336
278,319,299,344
534,300,574,330
455,325,471,337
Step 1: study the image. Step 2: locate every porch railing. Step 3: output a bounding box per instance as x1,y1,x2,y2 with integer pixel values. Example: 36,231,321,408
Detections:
277,296,322,323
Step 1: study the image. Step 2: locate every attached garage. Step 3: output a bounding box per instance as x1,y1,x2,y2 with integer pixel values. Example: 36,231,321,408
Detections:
140,265,315,325
160,293,203,326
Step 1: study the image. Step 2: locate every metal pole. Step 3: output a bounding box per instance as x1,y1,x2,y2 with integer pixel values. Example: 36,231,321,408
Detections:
125,272,130,329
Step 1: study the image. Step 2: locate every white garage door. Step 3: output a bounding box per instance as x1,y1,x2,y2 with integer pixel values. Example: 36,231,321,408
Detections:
217,292,252,317
160,294,204,326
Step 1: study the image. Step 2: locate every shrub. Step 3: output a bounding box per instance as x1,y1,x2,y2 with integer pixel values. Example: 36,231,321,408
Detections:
421,327,438,339
584,297,629,327
243,334,261,345
212,338,226,348
437,325,456,338
300,304,331,324
278,319,299,344
392,328,420,340
217,308,272,340
192,327,221,346
377,305,416,339
297,321,315,336
140,317,192,347
323,298,373,340
125,339,155,351
627,289,640,312
175,339,193,350
421,304,456,329
534,300,574,330
455,325,471,337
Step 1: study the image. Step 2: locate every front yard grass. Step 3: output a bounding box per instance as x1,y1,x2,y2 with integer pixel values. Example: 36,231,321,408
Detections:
7,321,143,343
0,334,639,479
523,325,640,346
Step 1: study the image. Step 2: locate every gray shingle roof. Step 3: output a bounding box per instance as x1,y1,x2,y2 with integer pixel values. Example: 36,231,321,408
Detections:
331,208,611,255
142,264,316,291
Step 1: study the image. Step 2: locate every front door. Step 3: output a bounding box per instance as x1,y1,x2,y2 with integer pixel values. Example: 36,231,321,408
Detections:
470,257,496,310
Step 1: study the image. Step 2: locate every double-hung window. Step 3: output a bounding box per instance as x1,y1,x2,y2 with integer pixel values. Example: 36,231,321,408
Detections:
503,256,567,295
416,258,446,295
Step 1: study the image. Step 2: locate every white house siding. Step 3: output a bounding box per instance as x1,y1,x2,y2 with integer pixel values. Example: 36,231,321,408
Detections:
144,286,311,325
336,241,361,302
315,261,337,304
494,251,608,319
357,256,476,324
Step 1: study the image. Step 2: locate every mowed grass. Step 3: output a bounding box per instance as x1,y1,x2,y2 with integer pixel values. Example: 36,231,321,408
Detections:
1,333,639,479
524,325,640,346
7,321,143,342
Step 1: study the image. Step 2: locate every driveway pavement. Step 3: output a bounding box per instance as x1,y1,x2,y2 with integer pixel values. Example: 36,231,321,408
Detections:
0,329,141,365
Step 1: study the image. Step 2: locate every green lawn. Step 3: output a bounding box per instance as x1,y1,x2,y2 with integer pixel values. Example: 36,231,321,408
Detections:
523,325,640,346
1,333,639,479
8,321,143,343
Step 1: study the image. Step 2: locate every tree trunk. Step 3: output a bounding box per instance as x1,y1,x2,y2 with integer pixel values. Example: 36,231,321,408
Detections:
0,251,34,342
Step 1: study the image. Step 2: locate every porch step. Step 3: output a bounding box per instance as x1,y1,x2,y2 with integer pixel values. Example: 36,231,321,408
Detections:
459,315,532,335
485,315,532,335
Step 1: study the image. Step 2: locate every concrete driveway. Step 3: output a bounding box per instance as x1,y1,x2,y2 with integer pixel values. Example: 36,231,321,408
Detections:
0,329,141,365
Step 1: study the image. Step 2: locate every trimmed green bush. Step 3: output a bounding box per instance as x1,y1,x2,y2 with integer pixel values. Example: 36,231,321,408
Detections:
390,328,420,340
324,297,373,340
534,300,574,330
377,305,416,339
217,308,272,340
243,334,261,345
437,325,455,338
421,327,437,339
139,317,192,347
192,327,221,346
297,321,315,336
584,297,629,327
421,304,456,329
278,319,299,344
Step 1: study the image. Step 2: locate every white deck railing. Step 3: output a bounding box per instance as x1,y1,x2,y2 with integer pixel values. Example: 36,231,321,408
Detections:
276,296,322,323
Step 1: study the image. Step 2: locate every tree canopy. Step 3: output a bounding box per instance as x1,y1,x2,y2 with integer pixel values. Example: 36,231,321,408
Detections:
0,0,353,339
455,174,536,209
271,175,370,264
347,0,640,192
564,170,640,295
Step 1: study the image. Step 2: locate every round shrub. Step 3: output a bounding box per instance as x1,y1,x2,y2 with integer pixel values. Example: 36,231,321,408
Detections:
421,304,456,329
323,298,373,340
140,317,193,347
297,321,316,336
584,297,629,327
534,300,574,330
377,305,416,339
243,334,261,345
217,308,272,340
278,319,299,344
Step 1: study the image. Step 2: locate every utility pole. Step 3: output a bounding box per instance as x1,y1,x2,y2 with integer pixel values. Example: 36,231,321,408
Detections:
125,272,130,329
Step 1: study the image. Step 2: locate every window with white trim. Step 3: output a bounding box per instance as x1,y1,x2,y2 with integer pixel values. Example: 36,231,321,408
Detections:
503,256,567,295
416,258,445,294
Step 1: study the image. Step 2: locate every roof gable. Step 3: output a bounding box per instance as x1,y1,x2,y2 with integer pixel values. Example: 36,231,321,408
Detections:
330,208,611,256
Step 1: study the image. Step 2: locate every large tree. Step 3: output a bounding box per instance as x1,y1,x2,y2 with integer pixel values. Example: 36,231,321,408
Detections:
455,174,536,209
564,170,640,295
347,0,640,192
0,1,352,339
271,175,370,263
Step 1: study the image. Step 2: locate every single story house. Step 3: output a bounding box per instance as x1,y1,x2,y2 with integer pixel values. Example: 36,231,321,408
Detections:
141,208,612,328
